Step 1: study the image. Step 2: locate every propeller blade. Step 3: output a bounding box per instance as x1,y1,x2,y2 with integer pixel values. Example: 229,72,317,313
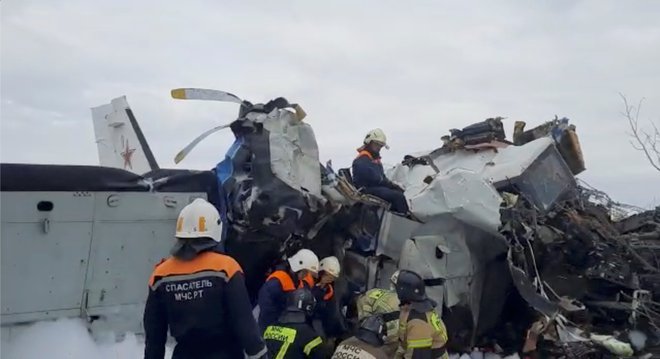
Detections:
171,88,243,104
174,122,233,164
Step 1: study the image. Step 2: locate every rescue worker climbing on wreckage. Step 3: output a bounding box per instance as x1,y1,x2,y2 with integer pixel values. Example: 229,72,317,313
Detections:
395,270,448,359
356,270,402,357
352,128,410,215
264,287,333,359
143,198,267,359
332,314,390,359
258,248,320,331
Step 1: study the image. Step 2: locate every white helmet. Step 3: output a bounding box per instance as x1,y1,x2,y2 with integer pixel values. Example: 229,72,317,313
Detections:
288,249,319,274
363,128,390,149
175,198,222,242
319,256,341,278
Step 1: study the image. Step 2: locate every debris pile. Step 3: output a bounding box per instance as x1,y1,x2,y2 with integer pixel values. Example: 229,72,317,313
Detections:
500,189,659,357
384,118,658,358
169,91,659,357
457,120,659,357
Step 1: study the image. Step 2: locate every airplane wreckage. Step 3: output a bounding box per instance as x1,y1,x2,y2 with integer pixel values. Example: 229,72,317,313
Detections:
1,89,659,358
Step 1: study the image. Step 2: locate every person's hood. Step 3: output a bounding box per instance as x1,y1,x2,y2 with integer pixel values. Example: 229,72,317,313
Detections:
170,238,221,261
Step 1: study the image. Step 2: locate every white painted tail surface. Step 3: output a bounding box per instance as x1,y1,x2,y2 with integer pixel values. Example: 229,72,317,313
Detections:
90,96,158,174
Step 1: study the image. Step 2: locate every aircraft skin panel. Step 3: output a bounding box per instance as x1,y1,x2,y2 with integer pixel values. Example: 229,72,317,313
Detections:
1,192,94,321
375,211,420,260
92,192,191,221
90,96,156,175
84,192,197,310
0,189,205,332
0,191,96,222
91,102,117,168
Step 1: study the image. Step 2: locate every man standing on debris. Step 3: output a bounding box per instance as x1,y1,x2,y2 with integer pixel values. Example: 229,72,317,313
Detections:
394,270,448,359
352,128,410,214
143,198,267,359
264,288,333,358
332,315,390,359
258,248,320,331
356,270,402,357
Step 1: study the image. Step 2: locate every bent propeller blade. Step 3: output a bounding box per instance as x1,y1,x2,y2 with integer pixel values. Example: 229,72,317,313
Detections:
170,88,243,104
174,122,233,164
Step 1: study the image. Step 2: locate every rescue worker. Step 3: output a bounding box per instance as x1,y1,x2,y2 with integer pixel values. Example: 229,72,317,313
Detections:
394,270,448,359
312,256,344,341
356,270,401,357
143,198,267,359
332,315,389,359
264,288,333,358
352,128,409,214
258,248,320,331
314,256,340,303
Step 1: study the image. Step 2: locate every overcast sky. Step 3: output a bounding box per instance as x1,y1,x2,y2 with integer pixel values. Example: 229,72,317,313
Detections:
2,0,659,207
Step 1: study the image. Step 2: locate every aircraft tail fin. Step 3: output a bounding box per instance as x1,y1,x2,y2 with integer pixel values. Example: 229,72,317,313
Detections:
90,96,159,174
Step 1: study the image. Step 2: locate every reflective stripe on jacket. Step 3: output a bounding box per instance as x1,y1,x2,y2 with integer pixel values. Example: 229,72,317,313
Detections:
144,251,266,359
332,336,390,359
397,306,448,359
357,288,400,357
258,270,304,331
264,322,327,359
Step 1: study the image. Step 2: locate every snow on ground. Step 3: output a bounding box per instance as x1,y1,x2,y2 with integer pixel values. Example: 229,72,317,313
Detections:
1,318,173,359
0,317,527,359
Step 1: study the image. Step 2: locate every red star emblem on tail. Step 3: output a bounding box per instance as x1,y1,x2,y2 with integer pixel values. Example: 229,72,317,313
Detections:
120,137,136,170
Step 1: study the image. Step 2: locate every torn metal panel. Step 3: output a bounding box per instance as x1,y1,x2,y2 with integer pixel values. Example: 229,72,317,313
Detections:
406,169,503,234
375,211,421,261
260,109,323,202
215,104,334,241
513,117,586,175
495,144,576,212
389,137,554,189
398,215,509,336
389,138,575,236
507,256,560,317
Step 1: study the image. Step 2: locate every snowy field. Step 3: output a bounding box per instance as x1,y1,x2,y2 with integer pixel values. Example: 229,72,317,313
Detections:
1,318,173,359
0,317,521,359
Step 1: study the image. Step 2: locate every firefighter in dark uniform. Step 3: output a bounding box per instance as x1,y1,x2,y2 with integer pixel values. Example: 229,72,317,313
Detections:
352,128,409,214
332,315,389,359
258,248,319,331
394,270,448,359
264,288,333,359
143,198,267,359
